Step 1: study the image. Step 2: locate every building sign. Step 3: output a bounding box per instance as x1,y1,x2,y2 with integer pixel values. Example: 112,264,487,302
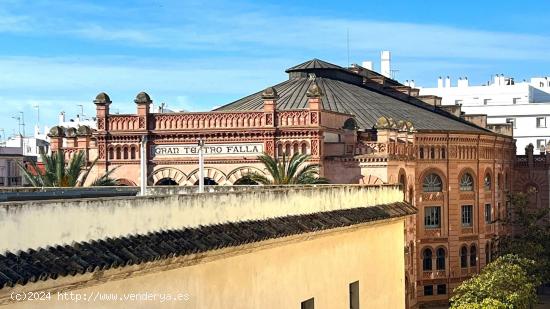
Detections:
151,143,264,158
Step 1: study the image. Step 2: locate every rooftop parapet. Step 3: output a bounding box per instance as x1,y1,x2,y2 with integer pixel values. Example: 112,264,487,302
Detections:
0,184,406,254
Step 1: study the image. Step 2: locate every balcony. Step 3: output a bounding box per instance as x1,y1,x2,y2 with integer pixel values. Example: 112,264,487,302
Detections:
0,176,22,187
459,267,477,277
422,270,447,280
424,228,442,238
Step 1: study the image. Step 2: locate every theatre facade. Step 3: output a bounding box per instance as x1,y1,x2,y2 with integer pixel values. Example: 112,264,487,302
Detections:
49,59,515,307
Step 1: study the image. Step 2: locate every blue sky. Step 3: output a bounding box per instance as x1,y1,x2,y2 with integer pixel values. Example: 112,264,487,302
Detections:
1,0,550,137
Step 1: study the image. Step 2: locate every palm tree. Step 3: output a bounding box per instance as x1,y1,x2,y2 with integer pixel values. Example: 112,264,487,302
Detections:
242,152,328,185
19,150,118,187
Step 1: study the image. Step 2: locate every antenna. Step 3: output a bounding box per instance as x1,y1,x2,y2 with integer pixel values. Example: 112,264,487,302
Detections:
390,69,400,80
11,115,23,136
20,111,25,137
33,104,40,126
77,104,85,120
346,28,350,67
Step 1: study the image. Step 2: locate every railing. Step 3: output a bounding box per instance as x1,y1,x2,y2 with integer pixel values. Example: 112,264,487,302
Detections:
459,267,477,277
485,223,495,234
108,115,140,131
424,228,442,237
276,110,311,127
421,192,444,202
153,112,267,130
0,176,22,187
422,270,447,280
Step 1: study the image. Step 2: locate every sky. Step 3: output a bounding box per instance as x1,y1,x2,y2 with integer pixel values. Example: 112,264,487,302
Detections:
1,0,550,138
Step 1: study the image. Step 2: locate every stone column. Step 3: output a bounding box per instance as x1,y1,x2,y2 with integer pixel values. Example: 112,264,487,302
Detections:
135,92,152,130
306,80,323,159
94,92,111,132
47,126,65,153
262,87,278,157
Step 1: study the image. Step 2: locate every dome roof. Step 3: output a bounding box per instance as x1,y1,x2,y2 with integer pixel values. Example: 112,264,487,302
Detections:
134,92,152,104
93,92,112,104
48,126,65,137
261,87,278,99
66,127,77,137
77,125,92,136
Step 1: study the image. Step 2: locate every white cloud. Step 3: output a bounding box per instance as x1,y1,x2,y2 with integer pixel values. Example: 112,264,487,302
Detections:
70,25,154,44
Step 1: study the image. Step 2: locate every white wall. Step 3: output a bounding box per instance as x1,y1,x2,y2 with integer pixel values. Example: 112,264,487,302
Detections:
419,75,550,153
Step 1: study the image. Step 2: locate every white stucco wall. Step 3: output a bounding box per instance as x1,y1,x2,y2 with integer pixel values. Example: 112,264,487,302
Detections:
0,185,403,253
2,218,406,309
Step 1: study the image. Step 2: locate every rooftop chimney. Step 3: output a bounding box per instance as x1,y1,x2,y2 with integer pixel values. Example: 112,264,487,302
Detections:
437,77,443,88
59,112,65,124
380,51,391,78
457,77,469,88
445,76,451,88
362,61,373,70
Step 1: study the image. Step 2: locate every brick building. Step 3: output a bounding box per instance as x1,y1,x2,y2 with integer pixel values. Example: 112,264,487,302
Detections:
49,59,515,307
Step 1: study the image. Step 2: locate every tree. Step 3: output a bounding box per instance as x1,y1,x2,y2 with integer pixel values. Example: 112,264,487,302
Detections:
241,152,328,185
498,192,550,283
450,254,540,309
19,150,118,187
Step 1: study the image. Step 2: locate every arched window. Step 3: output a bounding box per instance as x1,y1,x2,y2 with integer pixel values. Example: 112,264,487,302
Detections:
441,147,446,159
423,248,433,271
419,147,424,159
115,147,121,160
423,173,443,192
460,173,474,191
285,144,291,156
484,173,492,191
343,118,357,130
399,174,406,189
293,144,299,155
436,248,446,270
301,143,307,154
470,245,477,267
430,147,435,159
108,147,114,160
486,241,492,264
123,147,129,160
460,246,468,268
130,146,136,160
277,144,283,157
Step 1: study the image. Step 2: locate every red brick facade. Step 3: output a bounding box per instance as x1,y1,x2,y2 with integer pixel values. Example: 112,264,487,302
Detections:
48,60,519,307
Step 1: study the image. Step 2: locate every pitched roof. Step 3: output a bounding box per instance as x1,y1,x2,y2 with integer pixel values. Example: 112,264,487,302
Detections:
215,59,489,133
0,202,415,289
285,59,345,72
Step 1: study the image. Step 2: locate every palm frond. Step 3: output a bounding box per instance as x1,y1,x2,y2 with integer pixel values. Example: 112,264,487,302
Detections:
286,153,311,180
17,161,43,187
244,173,272,185
258,153,281,183
242,152,329,185
91,165,119,187
66,151,86,187
77,156,98,187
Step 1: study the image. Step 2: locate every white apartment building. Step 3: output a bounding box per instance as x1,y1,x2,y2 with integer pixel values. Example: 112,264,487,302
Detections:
418,75,550,153
4,135,49,158
0,147,25,186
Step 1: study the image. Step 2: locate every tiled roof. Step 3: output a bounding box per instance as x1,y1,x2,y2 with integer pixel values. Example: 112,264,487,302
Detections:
0,202,415,289
215,59,489,133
